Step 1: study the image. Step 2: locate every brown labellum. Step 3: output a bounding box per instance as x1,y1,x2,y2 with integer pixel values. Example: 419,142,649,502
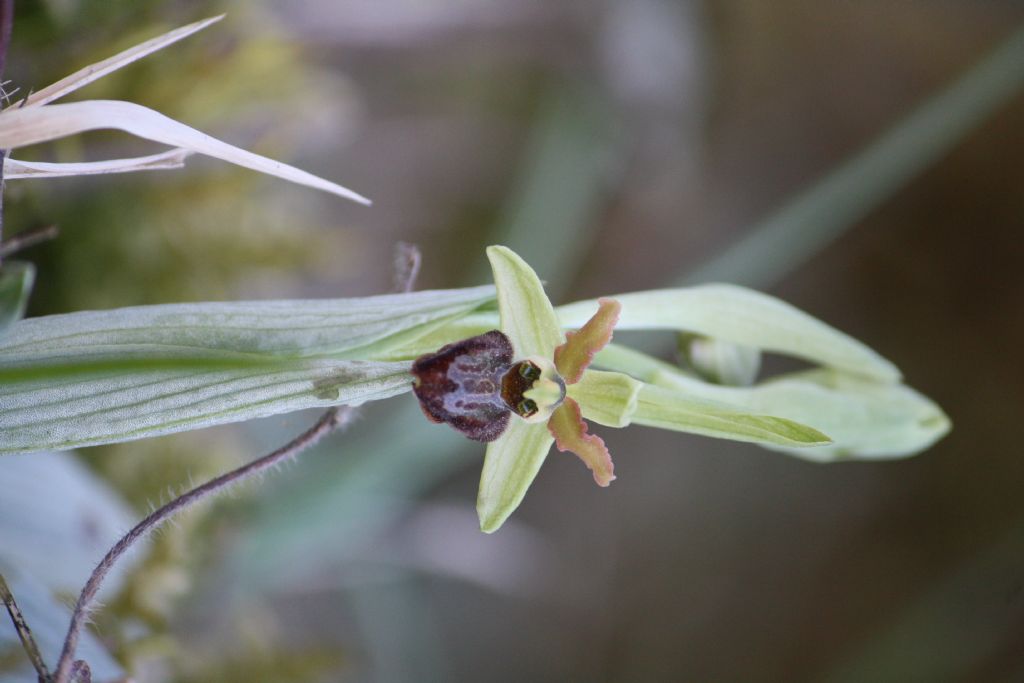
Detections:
411,330,516,442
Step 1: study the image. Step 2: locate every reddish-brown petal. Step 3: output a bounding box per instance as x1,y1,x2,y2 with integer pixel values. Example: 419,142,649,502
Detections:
553,298,621,384
547,397,616,487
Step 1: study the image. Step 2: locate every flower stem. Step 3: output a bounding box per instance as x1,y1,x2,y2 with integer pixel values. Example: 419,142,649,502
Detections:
51,406,355,683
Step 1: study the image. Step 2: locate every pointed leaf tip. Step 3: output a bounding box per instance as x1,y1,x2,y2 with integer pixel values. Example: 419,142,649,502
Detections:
554,297,620,384
548,397,615,487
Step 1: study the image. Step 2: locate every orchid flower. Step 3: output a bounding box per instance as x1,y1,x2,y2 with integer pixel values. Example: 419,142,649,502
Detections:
412,247,887,532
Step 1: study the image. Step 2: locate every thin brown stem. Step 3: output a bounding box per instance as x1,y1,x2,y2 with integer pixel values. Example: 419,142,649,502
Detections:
0,572,51,683
51,406,356,683
0,224,59,257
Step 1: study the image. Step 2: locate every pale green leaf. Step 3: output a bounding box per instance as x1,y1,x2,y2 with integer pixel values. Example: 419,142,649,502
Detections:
0,262,34,337
486,245,563,358
566,369,641,428
0,285,495,363
631,383,832,447
0,286,495,454
0,100,370,204
0,358,412,455
556,285,900,382
477,420,553,533
653,367,950,461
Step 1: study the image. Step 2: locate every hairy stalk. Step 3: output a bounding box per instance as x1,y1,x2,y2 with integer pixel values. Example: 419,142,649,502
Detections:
51,406,356,683
0,572,51,682
0,224,59,257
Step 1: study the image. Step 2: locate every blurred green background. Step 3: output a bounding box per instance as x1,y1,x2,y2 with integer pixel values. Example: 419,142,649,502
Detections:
3,1,1024,681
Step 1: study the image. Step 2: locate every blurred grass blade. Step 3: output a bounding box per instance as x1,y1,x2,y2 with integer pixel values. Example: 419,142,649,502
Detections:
681,26,1024,288
557,285,899,381
478,419,553,534
631,382,832,448
0,100,371,204
4,148,191,179
16,15,225,109
0,262,34,337
824,521,1024,683
475,87,613,296
0,452,138,595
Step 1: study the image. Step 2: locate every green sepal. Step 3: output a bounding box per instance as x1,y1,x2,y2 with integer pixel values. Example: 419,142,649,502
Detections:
477,419,554,533
486,245,563,359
